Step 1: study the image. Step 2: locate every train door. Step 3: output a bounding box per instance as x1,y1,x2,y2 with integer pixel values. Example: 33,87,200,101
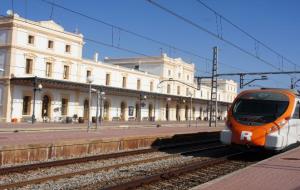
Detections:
292,100,300,142
288,100,300,144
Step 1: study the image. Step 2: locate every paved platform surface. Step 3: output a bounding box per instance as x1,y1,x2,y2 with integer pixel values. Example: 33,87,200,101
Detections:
0,122,223,146
194,146,300,190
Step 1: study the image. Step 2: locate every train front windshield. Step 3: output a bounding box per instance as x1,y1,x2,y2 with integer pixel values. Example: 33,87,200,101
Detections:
232,91,289,125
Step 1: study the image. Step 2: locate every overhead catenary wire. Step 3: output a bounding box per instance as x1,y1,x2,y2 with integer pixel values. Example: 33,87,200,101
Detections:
0,14,151,57
38,0,246,73
195,0,299,69
0,13,284,86
146,0,292,74
1,2,287,88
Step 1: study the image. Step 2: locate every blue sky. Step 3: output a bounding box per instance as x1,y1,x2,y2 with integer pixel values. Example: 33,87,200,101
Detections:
1,0,299,89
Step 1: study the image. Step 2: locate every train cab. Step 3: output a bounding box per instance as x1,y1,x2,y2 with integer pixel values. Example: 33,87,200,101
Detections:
221,88,300,150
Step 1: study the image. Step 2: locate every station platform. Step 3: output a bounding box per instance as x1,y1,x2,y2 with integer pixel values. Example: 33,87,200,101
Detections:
0,122,223,166
194,146,300,190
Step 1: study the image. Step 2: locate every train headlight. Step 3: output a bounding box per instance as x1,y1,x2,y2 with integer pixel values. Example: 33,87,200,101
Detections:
269,126,279,133
278,120,287,126
269,119,288,133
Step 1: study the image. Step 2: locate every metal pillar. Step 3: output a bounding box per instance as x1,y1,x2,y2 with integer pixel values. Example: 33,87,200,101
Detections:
95,90,99,129
31,77,37,124
87,82,92,131
99,90,104,126
189,95,192,127
209,47,218,127
240,74,244,89
139,94,142,121
291,78,294,89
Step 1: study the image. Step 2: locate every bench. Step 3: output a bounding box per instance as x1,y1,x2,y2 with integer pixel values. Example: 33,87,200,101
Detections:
21,116,32,123
112,117,120,121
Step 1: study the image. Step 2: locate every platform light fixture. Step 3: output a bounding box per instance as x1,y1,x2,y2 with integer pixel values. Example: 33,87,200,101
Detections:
32,76,43,124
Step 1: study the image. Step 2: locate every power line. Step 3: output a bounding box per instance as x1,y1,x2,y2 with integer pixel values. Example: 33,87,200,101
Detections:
0,14,217,74
1,14,282,85
0,14,151,57
38,0,245,73
0,12,283,86
195,0,298,68
146,0,290,73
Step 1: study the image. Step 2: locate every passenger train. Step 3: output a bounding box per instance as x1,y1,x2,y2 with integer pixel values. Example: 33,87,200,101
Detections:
221,88,300,151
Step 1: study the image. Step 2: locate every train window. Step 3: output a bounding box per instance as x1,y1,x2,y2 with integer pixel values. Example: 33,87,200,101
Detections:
292,102,300,119
232,91,289,125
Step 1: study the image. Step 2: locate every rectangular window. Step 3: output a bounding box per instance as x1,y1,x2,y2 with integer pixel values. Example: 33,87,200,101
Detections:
65,44,71,53
150,81,153,92
137,79,141,90
25,58,33,74
186,88,189,96
167,84,171,94
63,65,69,79
106,73,111,86
86,70,91,78
168,70,171,76
28,35,34,44
122,76,127,88
61,98,68,115
177,86,180,95
45,62,52,77
48,40,54,49
22,96,31,115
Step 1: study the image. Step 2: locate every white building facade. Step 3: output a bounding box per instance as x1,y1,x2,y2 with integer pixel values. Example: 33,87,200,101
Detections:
0,14,237,123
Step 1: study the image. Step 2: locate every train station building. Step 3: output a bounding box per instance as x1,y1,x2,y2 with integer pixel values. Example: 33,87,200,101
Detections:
0,13,237,123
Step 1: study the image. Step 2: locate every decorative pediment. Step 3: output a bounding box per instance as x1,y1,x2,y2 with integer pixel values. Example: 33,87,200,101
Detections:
38,20,64,32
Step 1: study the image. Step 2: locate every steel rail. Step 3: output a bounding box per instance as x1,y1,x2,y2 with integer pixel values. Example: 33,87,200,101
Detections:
0,137,219,175
100,151,244,190
0,143,225,190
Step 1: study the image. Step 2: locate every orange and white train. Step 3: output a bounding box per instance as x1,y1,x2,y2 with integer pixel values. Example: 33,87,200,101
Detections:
221,88,300,151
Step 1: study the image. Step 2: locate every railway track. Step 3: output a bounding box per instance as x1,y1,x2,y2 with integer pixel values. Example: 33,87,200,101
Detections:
0,137,219,175
99,151,272,190
0,138,222,189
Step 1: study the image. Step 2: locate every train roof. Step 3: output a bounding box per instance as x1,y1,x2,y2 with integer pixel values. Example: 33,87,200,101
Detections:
260,88,300,96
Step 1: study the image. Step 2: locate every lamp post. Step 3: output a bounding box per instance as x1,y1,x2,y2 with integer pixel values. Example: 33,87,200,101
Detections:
32,76,42,124
87,76,94,131
139,94,147,121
